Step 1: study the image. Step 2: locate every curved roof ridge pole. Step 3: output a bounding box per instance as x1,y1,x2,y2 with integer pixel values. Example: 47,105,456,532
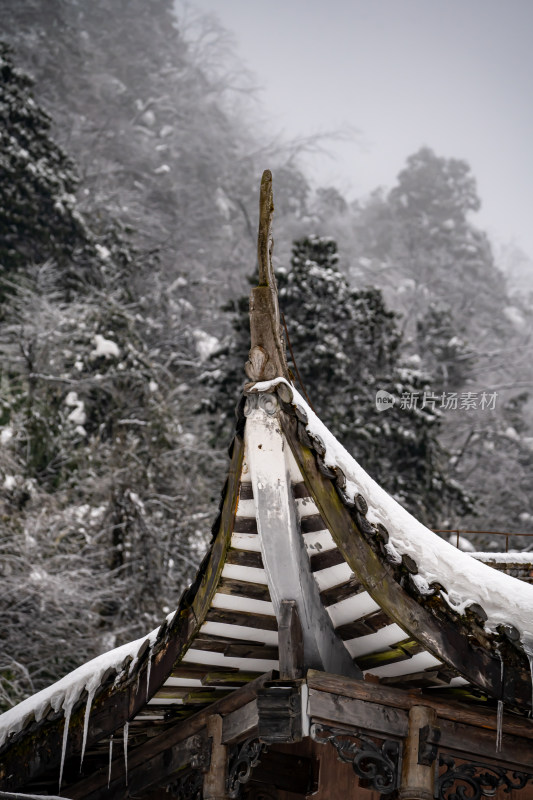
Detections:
245,170,290,384
244,172,360,678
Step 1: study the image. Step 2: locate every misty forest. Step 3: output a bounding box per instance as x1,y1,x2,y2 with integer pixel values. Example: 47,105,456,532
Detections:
1,0,533,713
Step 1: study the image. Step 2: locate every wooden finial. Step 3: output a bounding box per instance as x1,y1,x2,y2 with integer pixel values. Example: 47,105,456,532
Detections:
257,169,275,287
244,171,290,384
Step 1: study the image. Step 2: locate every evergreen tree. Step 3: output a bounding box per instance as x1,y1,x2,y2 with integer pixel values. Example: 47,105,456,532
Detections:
0,43,89,275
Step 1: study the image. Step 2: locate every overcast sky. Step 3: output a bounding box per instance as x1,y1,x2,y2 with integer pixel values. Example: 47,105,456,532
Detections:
190,0,533,260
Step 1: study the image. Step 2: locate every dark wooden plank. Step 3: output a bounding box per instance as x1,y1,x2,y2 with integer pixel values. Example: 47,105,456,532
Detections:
233,517,258,533
170,662,239,678
380,667,455,688
301,514,327,533
356,639,423,671
292,482,311,498
336,609,391,640
224,643,279,660
202,671,262,686
308,688,408,738
278,600,304,680
226,549,263,569
217,577,271,603
439,716,533,770
206,608,278,631
310,547,344,572
306,671,533,740
240,482,254,500
320,577,363,607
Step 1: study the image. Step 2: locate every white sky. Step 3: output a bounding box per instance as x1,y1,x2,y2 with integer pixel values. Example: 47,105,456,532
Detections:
189,0,533,260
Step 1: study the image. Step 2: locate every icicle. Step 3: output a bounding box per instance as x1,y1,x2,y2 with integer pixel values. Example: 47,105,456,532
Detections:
146,645,154,701
496,700,503,752
58,701,73,792
522,640,533,717
79,686,96,771
123,721,129,787
495,654,504,752
107,735,113,789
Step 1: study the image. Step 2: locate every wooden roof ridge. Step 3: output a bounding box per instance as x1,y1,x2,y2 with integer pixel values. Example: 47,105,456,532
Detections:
244,376,533,713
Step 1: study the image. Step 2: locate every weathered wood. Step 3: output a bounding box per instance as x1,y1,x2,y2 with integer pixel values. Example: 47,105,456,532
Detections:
233,517,258,533
226,549,263,569
399,705,438,800
336,609,391,640
171,663,239,678
240,483,254,500
224,643,279,660
245,170,289,383
68,672,273,799
292,482,311,499
310,547,344,572
301,514,327,534
320,577,364,607
282,412,533,709
356,639,423,671
206,607,278,631
217,577,271,603
438,716,533,770
308,688,408,738
306,671,533,740
203,715,228,800
222,700,259,744
278,600,304,680
202,671,262,687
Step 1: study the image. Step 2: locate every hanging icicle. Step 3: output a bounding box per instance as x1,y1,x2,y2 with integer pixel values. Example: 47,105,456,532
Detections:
58,701,74,792
146,644,154,701
79,685,96,771
496,700,504,752
108,735,114,789
123,721,129,787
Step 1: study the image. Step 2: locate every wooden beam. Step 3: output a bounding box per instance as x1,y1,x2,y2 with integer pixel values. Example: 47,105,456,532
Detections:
306,671,533,740
278,600,304,680
399,706,438,800
308,688,408,738
203,715,228,800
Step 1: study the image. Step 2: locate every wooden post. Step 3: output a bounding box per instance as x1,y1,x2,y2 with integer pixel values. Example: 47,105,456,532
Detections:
203,715,229,800
278,600,304,680
399,705,439,800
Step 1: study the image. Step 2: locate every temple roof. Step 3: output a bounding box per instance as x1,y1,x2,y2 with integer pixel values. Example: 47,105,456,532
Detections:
1,171,533,797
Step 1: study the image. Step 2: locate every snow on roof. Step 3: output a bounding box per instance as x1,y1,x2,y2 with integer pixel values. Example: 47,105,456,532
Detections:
0,626,160,750
253,378,533,646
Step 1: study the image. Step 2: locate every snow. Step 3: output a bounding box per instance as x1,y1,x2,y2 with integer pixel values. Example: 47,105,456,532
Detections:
91,334,120,359
0,627,160,749
252,378,533,644
471,552,533,564
1,426,13,444
193,328,219,362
